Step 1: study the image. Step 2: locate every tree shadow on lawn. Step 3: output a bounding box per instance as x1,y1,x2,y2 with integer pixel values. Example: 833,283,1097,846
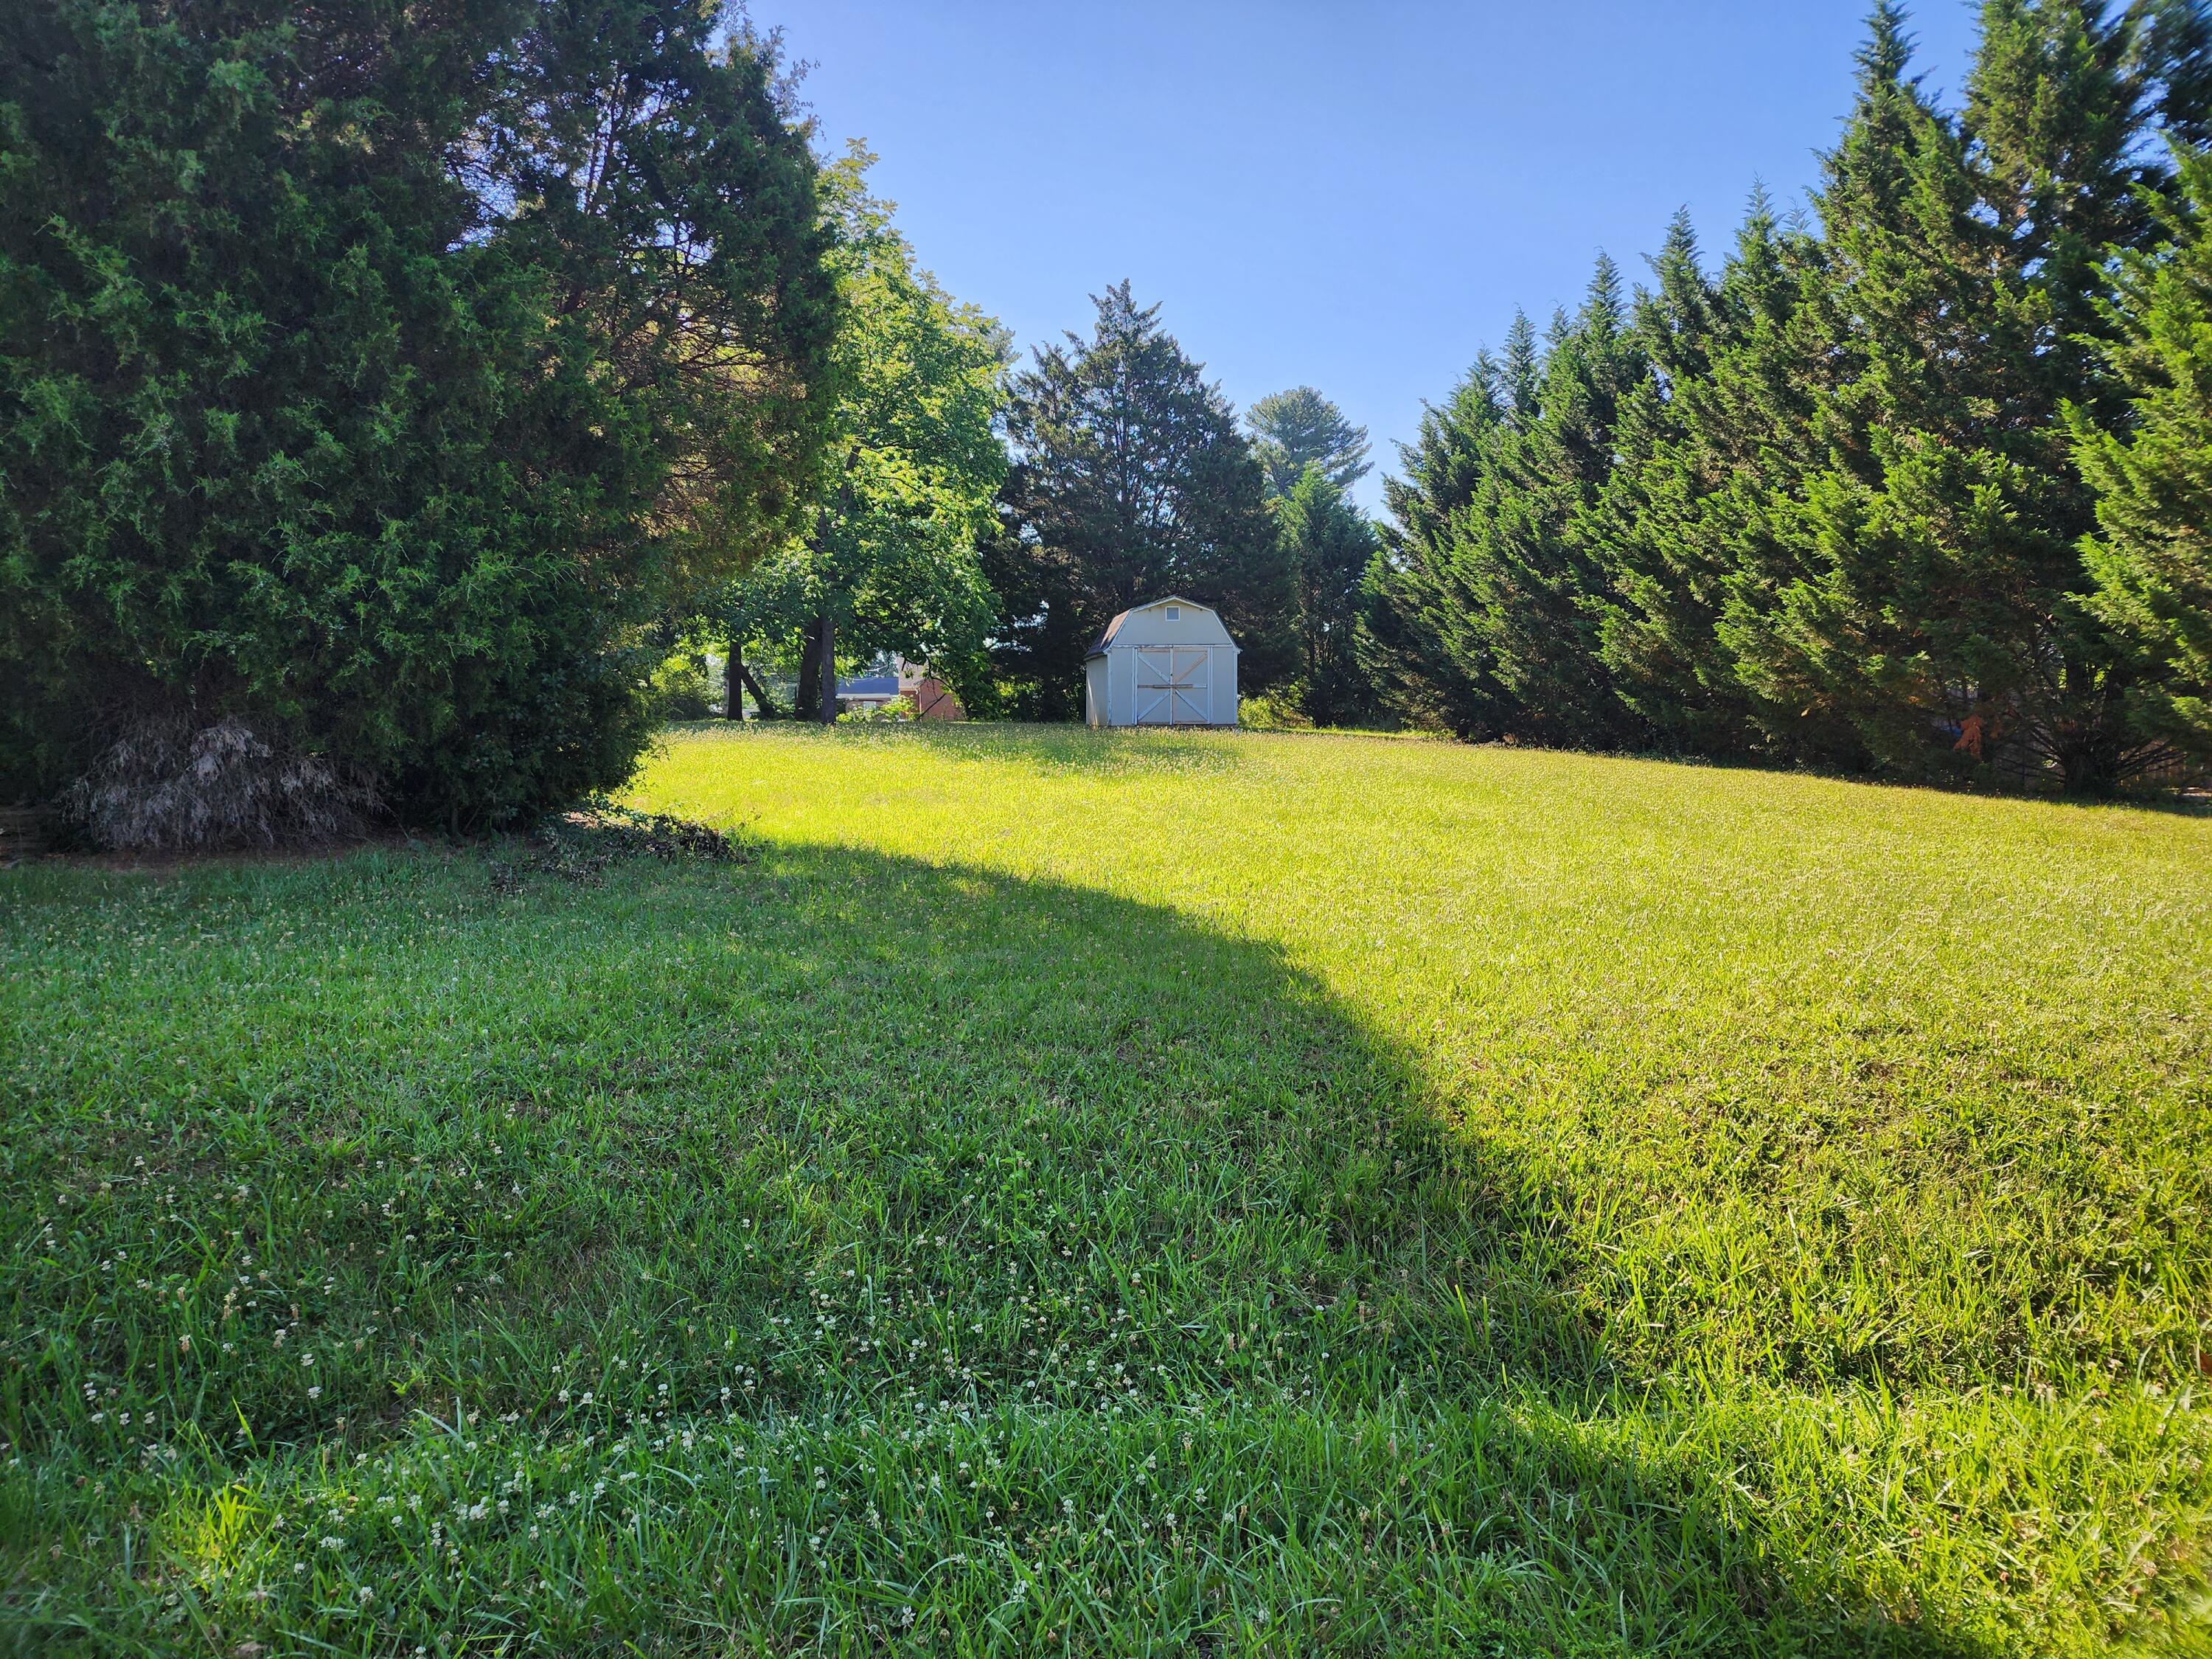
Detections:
2,838,2015,1655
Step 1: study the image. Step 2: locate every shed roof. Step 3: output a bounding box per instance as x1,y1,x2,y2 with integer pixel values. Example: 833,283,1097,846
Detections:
1084,597,1235,657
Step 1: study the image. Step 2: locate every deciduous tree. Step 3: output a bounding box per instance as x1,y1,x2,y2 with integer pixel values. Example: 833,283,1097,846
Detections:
713,146,1009,721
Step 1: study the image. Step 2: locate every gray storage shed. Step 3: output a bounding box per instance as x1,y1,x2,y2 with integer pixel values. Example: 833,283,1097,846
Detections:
1083,597,1239,728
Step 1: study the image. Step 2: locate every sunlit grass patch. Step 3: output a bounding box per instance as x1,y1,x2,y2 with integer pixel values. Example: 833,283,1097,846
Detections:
3,726,2208,1654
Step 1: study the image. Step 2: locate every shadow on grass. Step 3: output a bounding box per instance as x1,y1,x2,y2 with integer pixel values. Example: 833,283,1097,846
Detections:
2,837,1989,1655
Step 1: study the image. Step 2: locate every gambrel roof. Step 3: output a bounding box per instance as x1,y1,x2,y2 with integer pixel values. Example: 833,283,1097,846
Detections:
1084,597,1237,658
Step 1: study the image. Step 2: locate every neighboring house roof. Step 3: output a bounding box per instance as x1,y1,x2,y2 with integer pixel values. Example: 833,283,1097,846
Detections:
1084,596,1233,657
838,675,900,698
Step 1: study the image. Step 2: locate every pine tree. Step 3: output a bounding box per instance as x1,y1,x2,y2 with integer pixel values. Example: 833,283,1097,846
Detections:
1276,466,1379,725
985,283,1290,716
2072,147,2212,765
1725,0,2212,791
1245,388,1372,496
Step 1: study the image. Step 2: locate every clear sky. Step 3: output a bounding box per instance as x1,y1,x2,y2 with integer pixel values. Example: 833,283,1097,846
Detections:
765,1,1985,509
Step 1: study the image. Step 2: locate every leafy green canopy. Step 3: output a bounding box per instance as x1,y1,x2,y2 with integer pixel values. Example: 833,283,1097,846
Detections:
1245,385,1372,497
712,145,1010,712
0,0,835,824
984,282,1291,717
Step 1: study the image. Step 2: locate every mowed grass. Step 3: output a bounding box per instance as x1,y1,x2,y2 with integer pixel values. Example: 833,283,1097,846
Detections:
2,723,2208,1657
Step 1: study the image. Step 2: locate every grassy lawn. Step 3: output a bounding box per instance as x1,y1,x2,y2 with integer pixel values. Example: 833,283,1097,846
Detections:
4,723,2208,1656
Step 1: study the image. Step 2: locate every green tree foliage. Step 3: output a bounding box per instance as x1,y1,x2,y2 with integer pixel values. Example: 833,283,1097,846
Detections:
1245,386,1372,496
0,0,834,824
984,283,1290,717
1724,1,2212,791
1590,200,1859,762
1360,368,1509,736
713,146,1009,718
1361,268,1651,748
1372,0,2212,792
1275,465,1378,725
2073,148,2212,763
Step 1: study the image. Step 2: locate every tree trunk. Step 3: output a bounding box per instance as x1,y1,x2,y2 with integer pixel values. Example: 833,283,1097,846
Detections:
738,660,782,720
796,625,821,722
817,611,838,725
725,641,745,720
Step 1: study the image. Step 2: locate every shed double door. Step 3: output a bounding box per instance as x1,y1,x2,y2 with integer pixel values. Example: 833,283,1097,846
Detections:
1132,647,1210,724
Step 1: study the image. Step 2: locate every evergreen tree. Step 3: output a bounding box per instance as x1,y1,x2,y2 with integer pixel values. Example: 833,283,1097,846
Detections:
1590,199,1859,761
0,0,835,827
1360,366,1512,735
1373,0,2212,790
1585,211,1738,751
2072,147,2212,765
1478,258,1650,748
1276,465,1378,725
1724,0,2212,791
1367,267,1650,749
1245,387,1372,496
984,283,1290,717
1499,311,1544,425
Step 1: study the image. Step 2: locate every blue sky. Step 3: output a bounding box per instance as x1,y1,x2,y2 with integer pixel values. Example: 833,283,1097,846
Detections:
766,2,1985,509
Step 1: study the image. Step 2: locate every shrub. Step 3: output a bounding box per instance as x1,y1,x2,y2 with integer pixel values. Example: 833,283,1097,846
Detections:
0,0,835,830
648,658,715,723
1237,692,1313,730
